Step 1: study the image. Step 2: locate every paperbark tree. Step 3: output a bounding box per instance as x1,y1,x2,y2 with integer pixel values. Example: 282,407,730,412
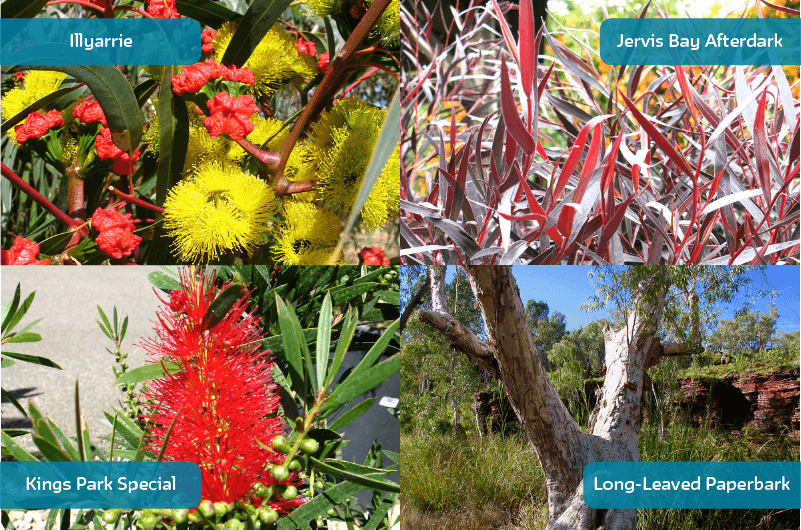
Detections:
419,265,757,530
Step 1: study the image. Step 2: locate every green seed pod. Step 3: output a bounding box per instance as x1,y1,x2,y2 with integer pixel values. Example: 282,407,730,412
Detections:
283,485,297,500
288,458,302,471
271,465,290,481
327,508,336,517
214,501,228,518
271,435,287,451
259,507,279,524
198,500,216,518
101,509,120,524
188,511,201,522
138,512,157,529
300,438,319,454
172,509,189,524
315,481,324,490
224,518,243,530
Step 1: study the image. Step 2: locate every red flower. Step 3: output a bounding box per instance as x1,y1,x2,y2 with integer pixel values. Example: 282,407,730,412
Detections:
168,289,190,313
147,0,180,18
13,72,25,84
295,38,316,58
316,52,330,75
95,128,140,175
138,270,304,509
91,207,135,233
1,237,49,265
204,92,258,140
172,60,255,96
201,28,217,57
95,227,142,260
15,110,64,144
360,247,390,265
73,100,107,126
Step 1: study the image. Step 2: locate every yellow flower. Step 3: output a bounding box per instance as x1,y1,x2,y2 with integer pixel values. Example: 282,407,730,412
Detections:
2,70,67,145
163,161,279,261
212,23,316,98
271,201,341,265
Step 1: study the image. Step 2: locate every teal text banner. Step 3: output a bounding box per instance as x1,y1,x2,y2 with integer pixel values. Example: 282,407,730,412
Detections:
584,461,801,509
0,462,201,509
600,19,799,65
1,19,200,66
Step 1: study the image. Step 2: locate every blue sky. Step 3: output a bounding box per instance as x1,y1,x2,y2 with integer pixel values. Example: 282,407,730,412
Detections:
444,267,799,333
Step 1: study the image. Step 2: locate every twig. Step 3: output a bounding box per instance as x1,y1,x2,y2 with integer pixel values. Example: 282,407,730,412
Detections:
108,186,165,214
1,163,80,229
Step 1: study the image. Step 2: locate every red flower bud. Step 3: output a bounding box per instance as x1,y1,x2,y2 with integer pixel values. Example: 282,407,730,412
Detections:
91,207,136,233
96,227,142,260
146,0,180,18
204,92,258,140
72,100,107,126
1,237,49,265
359,247,390,265
15,110,64,144
295,38,316,58
95,128,140,175
172,60,255,96
316,52,330,75
201,28,217,57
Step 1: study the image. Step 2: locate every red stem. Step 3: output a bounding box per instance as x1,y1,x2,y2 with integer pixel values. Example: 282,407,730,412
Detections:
108,186,165,214
346,62,399,82
2,163,80,230
235,138,281,170
103,0,113,17
65,168,85,223
113,5,154,18
45,0,105,14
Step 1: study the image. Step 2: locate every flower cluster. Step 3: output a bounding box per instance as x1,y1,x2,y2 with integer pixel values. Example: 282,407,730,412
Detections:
1,70,66,145
72,100,107,126
201,29,217,57
138,270,304,509
360,247,390,265
95,128,141,175
171,60,255,96
14,110,64,144
91,207,142,260
1,237,49,265
204,93,259,140
146,0,180,18
295,38,316,57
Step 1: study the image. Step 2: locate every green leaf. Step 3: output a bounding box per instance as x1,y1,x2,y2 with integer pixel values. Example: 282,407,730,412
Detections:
134,79,159,108
2,332,42,343
32,434,72,462
1,388,27,418
204,284,245,330
29,403,57,446
382,450,399,465
336,89,399,251
263,328,317,356
2,287,34,339
309,457,399,493
1,284,21,334
4,65,143,153
156,66,189,206
324,308,358,389
0,351,60,369
114,362,182,386
277,480,367,530
37,231,75,257
321,354,399,415
96,306,112,337
148,271,181,291
349,319,399,380
1,358,14,368
328,398,375,431
48,418,81,461
175,0,243,27
1,85,82,134
1,431,39,461
2,429,29,438
275,295,307,391
103,409,143,451
362,492,398,530
377,290,400,305
220,0,293,67
0,0,50,18
315,294,333,391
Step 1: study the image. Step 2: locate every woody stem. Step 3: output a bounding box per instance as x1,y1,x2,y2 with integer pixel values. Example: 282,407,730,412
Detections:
1,163,80,230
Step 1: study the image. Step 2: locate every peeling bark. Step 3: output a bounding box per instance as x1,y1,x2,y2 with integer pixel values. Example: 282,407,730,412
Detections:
418,266,682,530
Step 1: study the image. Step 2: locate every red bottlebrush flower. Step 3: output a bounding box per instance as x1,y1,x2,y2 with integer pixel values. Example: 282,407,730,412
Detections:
168,289,190,313
138,270,305,509
96,227,142,260
201,28,217,57
91,207,136,233
95,128,140,175
172,60,255,96
316,52,330,75
204,92,258,140
147,0,180,18
295,38,316,58
15,110,64,144
1,237,49,265
360,246,390,265
13,71,25,84
73,100,107,126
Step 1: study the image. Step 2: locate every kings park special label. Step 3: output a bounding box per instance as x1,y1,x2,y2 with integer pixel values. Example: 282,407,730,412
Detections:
0,462,201,509
600,19,799,65
584,462,801,509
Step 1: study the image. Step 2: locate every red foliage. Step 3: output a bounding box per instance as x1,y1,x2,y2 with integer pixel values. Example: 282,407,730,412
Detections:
1,237,49,265
138,271,304,508
15,110,64,144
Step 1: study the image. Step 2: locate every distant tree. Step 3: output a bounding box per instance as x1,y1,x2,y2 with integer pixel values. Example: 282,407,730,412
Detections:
707,307,779,356
524,299,567,370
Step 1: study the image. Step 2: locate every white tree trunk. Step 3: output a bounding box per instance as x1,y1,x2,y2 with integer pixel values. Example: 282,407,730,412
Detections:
419,266,684,530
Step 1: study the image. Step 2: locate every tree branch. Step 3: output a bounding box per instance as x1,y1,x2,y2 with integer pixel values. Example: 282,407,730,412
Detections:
399,278,428,331
418,310,499,378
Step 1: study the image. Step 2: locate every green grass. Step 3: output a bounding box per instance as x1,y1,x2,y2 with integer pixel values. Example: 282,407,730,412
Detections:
402,419,799,530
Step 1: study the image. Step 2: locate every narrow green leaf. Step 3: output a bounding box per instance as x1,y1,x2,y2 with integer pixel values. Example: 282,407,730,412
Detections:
2,429,29,437
315,294,333,391
115,361,182,386
1,86,81,134
204,284,245,330
362,492,398,530
175,0,243,27
16,318,44,336
134,79,159,108
309,457,399,493
0,0,50,18
1,358,15,368
103,410,143,451
353,267,390,284
1,284,21,334
3,332,42,343
0,351,60,369
1,431,39,461
276,480,366,530
147,271,181,291
382,450,399,465
45,508,58,530
324,308,358,390
1,388,27,418
32,434,72,462
275,295,306,390
48,418,81,461
263,328,317,356
96,306,112,337
5,65,143,153
120,316,129,342
3,289,35,339
377,290,400,305
328,398,376,431
29,403,57,446
321,354,399,415
75,380,84,461
156,409,181,462
349,319,399,380
220,0,293,67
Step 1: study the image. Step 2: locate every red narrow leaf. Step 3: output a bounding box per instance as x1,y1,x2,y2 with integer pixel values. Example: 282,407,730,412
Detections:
505,130,518,167
518,0,535,100
601,195,636,244
690,211,720,264
758,0,799,14
620,91,694,177
497,211,546,222
536,140,548,160
601,134,624,222
500,55,536,155
674,66,699,126
537,62,555,101
753,88,773,208
449,103,457,153
491,0,520,66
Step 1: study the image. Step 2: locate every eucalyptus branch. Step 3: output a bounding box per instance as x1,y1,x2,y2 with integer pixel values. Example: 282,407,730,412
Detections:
108,186,165,214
